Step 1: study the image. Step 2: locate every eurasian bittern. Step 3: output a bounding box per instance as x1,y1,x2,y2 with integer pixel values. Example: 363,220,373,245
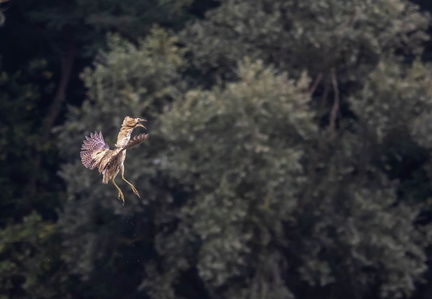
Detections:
80,116,149,203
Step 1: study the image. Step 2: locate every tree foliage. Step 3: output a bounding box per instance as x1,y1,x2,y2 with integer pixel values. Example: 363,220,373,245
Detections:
182,0,429,81
0,213,65,299
3,0,432,298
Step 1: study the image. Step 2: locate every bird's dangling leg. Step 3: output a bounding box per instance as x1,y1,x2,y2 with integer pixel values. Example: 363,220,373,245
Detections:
120,165,140,198
111,178,125,204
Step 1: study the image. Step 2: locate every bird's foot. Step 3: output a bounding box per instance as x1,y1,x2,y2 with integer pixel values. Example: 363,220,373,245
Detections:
130,185,141,198
118,191,125,204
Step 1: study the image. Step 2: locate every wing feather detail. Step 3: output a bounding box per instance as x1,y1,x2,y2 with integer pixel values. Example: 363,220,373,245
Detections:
123,133,149,150
80,131,110,169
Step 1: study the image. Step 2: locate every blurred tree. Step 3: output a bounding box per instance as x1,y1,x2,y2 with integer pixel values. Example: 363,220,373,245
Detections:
141,59,432,299
181,0,430,127
58,31,432,299
0,0,195,209
0,212,67,299
3,0,432,298
0,0,212,297
57,28,187,298
0,61,68,298
0,59,59,219
177,5,432,298
183,0,429,77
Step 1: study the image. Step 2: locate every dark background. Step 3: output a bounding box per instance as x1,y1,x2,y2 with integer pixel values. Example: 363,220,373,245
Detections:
2,0,432,298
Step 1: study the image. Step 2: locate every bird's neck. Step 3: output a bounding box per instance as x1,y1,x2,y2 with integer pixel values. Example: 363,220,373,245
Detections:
115,126,134,148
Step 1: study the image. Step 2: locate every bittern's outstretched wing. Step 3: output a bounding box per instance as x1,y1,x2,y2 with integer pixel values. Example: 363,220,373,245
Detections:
123,133,149,150
80,131,110,169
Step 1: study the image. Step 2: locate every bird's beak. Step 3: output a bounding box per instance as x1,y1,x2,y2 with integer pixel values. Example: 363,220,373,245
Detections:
137,118,147,129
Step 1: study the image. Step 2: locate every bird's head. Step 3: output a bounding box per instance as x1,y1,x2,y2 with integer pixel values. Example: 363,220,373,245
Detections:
122,116,147,129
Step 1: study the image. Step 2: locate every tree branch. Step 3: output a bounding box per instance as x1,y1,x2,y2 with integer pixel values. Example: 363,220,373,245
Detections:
329,68,339,134
27,25,77,200
41,27,77,142
309,72,323,95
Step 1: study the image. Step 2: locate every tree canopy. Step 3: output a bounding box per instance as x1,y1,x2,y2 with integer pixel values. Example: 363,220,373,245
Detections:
2,0,432,298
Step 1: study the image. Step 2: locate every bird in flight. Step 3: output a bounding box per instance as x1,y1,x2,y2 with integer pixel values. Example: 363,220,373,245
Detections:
80,116,149,204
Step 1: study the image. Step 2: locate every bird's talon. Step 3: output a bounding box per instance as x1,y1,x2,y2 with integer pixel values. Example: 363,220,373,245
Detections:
130,186,140,197
117,192,125,203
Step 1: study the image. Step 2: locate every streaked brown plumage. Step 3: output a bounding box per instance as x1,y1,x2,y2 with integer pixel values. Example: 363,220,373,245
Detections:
80,116,149,203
